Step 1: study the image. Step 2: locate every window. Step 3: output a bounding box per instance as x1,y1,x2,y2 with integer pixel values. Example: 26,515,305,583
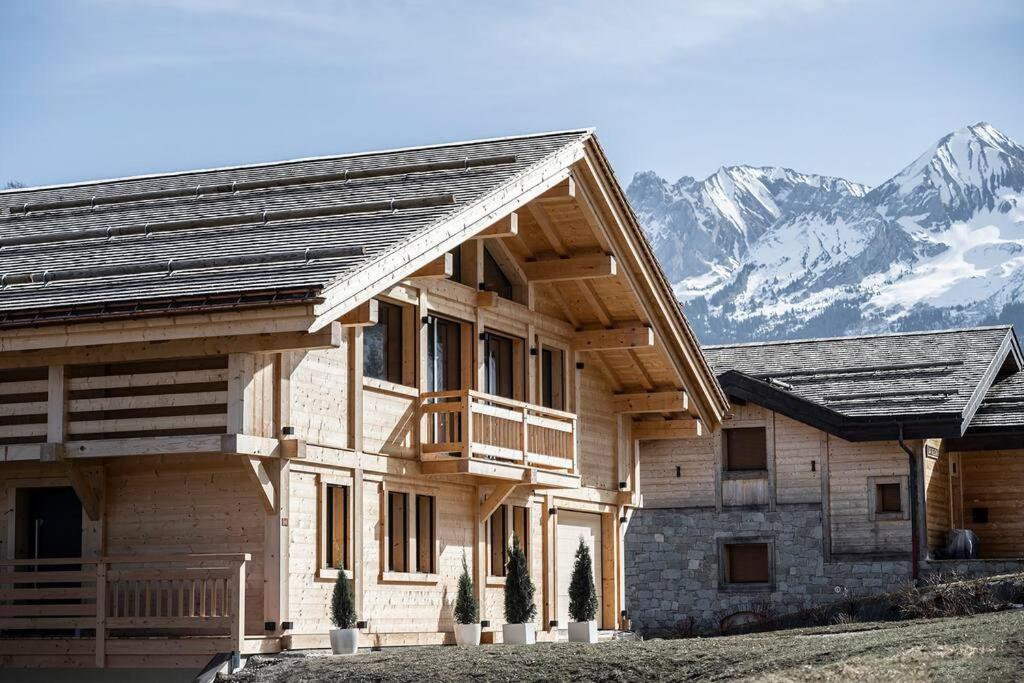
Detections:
325,485,350,570
724,543,770,584
386,490,437,577
489,506,507,576
483,332,517,399
972,507,989,524
426,315,462,393
388,491,408,573
489,505,529,577
541,347,565,410
416,494,435,573
724,427,767,472
483,248,514,300
875,482,902,515
364,300,404,384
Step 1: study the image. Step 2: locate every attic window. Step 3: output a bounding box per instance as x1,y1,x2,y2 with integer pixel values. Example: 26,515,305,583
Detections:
723,427,767,472
483,248,514,300
364,300,404,384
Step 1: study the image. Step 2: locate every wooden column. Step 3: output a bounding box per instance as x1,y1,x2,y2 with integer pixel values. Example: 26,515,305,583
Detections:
353,467,365,617
348,328,364,452
95,560,107,667
541,494,556,631
47,364,66,444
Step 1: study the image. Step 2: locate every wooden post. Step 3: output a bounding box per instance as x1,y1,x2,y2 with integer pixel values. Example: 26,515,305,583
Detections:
47,365,66,444
541,495,556,631
230,557,247,653
95,559,107,668
348,328,364,452
353,468,365,618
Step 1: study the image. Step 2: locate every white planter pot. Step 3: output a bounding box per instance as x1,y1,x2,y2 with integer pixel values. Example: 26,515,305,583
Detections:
502,622,536,645
568,620,598,643
329,628,359,655
454,623,481,646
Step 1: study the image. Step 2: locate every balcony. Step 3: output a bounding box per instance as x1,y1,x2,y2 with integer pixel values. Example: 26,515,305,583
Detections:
419,389,580,488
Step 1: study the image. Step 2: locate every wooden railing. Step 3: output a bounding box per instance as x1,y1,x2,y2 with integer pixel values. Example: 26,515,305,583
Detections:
0,553,248,666
421,389,576,473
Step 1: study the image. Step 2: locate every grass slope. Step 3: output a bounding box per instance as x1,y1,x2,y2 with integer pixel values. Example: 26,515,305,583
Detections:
224,610,1024,683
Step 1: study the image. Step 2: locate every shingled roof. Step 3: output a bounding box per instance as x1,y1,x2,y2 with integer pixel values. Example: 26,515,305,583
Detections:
0,130,590,327
703,326,1023,441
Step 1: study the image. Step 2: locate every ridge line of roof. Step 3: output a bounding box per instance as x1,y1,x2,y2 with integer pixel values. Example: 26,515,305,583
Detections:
702,325,1014,350
0,128,597,196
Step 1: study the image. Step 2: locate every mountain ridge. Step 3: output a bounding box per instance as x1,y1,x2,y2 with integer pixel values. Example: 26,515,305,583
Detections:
627,122,1024,344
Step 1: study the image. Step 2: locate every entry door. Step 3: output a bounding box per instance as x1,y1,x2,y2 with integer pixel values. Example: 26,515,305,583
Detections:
14,487,83,561
557,510,603,628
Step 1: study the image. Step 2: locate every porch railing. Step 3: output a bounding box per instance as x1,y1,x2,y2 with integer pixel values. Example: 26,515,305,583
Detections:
421,389,577,473
0,553,248,666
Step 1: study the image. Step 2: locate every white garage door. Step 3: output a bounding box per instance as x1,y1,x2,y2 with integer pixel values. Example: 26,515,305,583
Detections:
557,510,603,628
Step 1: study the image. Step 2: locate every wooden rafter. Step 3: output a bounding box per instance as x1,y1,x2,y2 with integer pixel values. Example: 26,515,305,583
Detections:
407,252,453,279
522,254,616,283
587,351,623,393
577,281,613,327
613,391,689,414
526,202,569,257
626,349,656,390
546,284,581,327
472,212,518,239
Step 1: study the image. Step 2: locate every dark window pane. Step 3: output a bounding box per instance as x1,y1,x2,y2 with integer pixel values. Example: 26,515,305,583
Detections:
483,248,513,300
541,348,565,410
484,332,515,399
388,492,407,573
448,245,463,284
326,485,349,570
489,507,507,576
427,316,462,393
416,495,435,573
725,428,767,471
364,301,403,384
512,506,529,565
726,543,770,583
876,483,902,513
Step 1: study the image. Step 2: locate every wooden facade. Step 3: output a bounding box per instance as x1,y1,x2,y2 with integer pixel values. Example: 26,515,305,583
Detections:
0,132,727,668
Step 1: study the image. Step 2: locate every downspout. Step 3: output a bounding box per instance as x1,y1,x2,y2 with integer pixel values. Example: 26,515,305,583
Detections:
896,423,920,580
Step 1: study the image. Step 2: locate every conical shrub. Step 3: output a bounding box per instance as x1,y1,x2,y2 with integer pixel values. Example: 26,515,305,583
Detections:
503,534,536,624
331,575,357,629
568,537,598,622
454,555,479,625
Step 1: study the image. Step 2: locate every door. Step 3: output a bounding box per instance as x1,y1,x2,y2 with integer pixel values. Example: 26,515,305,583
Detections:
557,510,603,628
14,487,83,562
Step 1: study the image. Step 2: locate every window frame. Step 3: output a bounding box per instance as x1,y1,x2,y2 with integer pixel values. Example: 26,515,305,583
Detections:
868,475,910,521
487,502,531,585
317,473,354,581
482,329,525,401
379,482,440,584
718,537,775,591
362,297,416,389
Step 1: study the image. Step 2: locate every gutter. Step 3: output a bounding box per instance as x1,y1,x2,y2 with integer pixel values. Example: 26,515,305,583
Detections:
896,423,920,580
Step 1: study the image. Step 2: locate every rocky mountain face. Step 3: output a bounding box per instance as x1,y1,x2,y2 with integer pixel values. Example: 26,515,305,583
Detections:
627,123,1024,344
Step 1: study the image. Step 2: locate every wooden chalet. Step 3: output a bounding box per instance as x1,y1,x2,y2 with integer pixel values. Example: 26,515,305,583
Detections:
626,325,1024,634
0,130,727,669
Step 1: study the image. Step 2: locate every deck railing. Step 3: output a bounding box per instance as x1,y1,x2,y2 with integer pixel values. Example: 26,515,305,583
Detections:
421,389,577,473
0,553,248,666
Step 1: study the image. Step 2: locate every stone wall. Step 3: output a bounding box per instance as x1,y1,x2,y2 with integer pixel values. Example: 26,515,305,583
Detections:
624,505,913,634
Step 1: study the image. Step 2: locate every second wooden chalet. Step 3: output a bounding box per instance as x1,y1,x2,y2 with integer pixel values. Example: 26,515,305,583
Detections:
0,130,728,669
625,326,1024,634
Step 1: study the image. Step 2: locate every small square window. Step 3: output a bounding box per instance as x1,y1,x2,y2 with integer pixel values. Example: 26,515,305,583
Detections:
876,482,902,514
724,427,767,471
724,543,770,584
972,507,989,524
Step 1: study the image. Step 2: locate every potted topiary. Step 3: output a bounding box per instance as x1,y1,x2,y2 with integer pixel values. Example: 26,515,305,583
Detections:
502,534,537,645
567,537,599,643
329,575,359,655
453,555,481,646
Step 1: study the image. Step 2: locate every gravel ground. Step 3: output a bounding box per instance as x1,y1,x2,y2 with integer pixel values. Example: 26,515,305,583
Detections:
221,609,1024,683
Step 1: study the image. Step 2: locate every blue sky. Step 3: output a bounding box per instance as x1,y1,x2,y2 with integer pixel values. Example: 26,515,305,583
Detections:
1,0,1021,189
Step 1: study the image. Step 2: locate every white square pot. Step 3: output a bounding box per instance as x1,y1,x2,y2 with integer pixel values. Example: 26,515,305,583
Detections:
454,623,481,646
502,622,536,645
568,620,598,643
329,628,359,655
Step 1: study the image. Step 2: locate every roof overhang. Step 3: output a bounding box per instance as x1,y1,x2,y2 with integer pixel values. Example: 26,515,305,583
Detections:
718,370,967,441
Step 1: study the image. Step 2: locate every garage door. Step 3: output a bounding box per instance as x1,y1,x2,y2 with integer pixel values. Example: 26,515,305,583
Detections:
557,510,603,628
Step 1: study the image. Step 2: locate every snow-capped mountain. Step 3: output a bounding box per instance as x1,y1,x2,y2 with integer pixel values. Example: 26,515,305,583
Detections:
627,122,1024,344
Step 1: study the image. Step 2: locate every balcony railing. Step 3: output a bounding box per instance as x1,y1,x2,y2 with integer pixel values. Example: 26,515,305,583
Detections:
0,553,248,666
420,389,577,474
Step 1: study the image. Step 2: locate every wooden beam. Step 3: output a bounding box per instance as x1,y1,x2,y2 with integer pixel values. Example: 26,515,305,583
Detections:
480,482,518,522
476,290,499,309
0,325,343,370
407,253,453,280
472,212,518,239
522,254,616,283
571,325,653,352
632,418,702,440
242,455,276,513
527,203,569,257
539,177,576,201
613,391,689,414
338,300,379,326
47,365,66,444
64,461,103,521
